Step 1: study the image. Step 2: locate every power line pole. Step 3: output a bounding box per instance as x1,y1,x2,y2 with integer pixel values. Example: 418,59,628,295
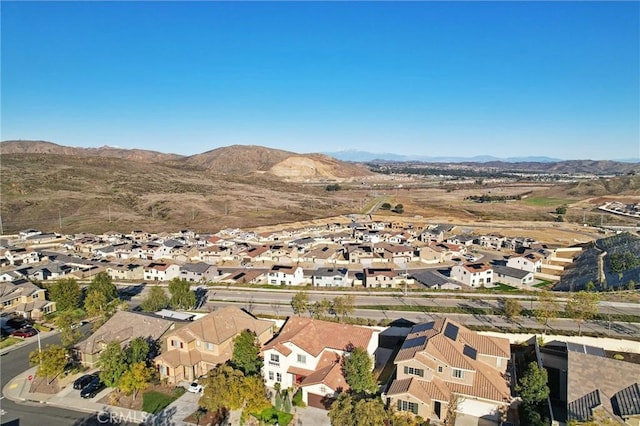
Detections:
108,205,112,223
0,214,3,235
58,210,62,231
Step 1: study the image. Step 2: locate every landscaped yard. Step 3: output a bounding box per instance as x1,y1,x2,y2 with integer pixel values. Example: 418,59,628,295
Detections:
252,406,293,426
99,383,185,413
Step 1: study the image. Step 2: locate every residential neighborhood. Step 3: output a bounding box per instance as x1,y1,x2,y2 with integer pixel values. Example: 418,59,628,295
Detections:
0,222,638,426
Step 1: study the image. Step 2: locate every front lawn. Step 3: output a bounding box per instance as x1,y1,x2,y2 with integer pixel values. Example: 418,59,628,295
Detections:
252,406,293,425
142,387,184,414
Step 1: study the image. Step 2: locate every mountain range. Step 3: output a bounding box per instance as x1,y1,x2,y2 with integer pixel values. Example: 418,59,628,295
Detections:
322,150,565,163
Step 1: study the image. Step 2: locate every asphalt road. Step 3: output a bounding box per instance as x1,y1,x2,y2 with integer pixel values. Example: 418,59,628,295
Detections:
205,287,640,316
0,325,136,426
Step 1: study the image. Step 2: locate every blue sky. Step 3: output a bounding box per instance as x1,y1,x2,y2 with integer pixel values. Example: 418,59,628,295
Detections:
2,1,639,160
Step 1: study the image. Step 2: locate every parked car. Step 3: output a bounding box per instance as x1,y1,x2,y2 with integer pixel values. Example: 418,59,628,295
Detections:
80,377,105,399
187,382,203,393
11,327,37,338
73,374,96,390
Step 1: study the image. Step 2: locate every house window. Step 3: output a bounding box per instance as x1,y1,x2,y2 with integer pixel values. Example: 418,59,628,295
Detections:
268,371,274,380
270,353,280,363
398,399,418,414
403,366,424,377
276,373,282,382
452,369,464,379
297,354,307,364
320,385,327,394
437,366,443,373
206,342,214,351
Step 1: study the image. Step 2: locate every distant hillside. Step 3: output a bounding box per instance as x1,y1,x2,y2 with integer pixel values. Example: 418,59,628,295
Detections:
562,174,640,197
471,160,640,175
180,145,372,179
555,232,640,292
0,140,183,163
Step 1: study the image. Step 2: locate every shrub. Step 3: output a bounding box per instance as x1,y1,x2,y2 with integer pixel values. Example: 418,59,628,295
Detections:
614,354,624,361
292,389,306,407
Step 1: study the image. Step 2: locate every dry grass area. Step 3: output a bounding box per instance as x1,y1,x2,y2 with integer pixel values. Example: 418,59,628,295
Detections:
1,153,638,241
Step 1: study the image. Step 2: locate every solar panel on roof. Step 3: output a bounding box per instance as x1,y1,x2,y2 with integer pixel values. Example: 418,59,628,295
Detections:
444,322,459,341
401,336,427,349
584,345,606,357
411,322,435,333
463,344,477,360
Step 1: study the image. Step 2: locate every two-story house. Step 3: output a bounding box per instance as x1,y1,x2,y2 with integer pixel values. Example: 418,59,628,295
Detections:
507,252,543,273
179,262,218,283
143,262,180,282
154,306,274,383
107,263,145,281
492,265,535,287
76,310,173,366
312,268,350,287
0,279,56,320
267,265,304,286
450,263,495,288
363,268,400,288
384,319,511,424
262,317,379,409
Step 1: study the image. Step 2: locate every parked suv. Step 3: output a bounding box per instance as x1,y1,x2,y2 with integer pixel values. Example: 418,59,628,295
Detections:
73,374,96,390
80,376,105,399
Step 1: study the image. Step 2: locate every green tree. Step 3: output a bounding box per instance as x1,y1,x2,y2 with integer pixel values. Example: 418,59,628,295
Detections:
99,341,128,388
232,330,262,376
534,291,559,335
565,291,599,336
353,397,388,426
118,361,153,400
29,344,67,379
342,347,377,394
332,295,355,321
501,298,522,322
47,278,82,312
168,278,197,310
84,289,119,331
516,362,550,406
555,206,567,215
241,375,271,417
140,286,170,312
312,298,332,320
291,291,309,316
87,272,118,302
328,393,356,426
393,204,404,213
380,203,392,210
628,280,636,291
126,337,150,365
54,310,83,348
199,364,246,413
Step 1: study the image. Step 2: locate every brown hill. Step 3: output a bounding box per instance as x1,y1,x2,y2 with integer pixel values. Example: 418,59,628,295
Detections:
465,159,639,175
179,144,372,179
0,140,183,163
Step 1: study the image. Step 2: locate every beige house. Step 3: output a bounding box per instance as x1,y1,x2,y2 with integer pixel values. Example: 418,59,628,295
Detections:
106,263,144,281
154,306,275,383
0,279,56,320
384,319,511,424
76,311,174,367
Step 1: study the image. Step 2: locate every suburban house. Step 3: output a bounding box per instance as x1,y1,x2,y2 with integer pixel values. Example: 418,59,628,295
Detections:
492,265,535,287
450,263,495,288
379,243,415,264
76,311,174,367
540,341,640,425
267,265,304,286
179,262,218,283
384,319,511,424
154,306,275,383
0,278,56,320
363,268,401,288
143,262,180,282
479,235,507,250
261,317,379,409
507,252,543,273
411,270,461,290
2,248,40,266
106,263,145,281
312,268,351,287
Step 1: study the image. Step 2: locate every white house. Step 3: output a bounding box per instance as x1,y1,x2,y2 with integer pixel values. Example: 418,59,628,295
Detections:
261,317,379,409
143,262,180,281
312,268,350,287
267,265,304,286
507,252,543,273
450,263,495,288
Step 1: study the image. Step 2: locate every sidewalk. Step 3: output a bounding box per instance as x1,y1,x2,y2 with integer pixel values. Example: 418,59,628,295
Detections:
2,367,195,425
